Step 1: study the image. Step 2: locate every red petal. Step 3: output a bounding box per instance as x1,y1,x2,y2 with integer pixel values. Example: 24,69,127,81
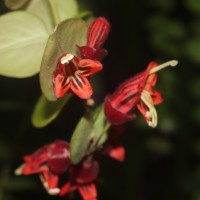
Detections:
42,170,59,189
53,74,71,98
79,59,102,76
104,96,136,124
150,89,163,105
136,102,150,123
47,141,71,175
78,183,97,200
144,73,157,92
78,46,107,60
60,181,77,196
78,46,95,59
70,75,93,99
71,160,99,184
93,48,108,60
87,17,110,49
108,144,125,162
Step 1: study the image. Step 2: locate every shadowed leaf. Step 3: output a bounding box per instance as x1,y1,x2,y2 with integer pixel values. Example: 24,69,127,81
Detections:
70,116,93,164
4,0,30,10
31,94,72,128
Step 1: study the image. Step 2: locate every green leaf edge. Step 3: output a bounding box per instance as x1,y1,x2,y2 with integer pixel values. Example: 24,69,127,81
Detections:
31,94,72,128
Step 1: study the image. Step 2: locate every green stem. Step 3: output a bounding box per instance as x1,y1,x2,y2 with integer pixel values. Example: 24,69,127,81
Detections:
48,0,60,25
88,121,111,154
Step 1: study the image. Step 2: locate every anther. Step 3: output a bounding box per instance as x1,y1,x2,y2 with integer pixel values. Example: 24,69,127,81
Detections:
61,54,74,64
14,164,25,175
149,60,178,75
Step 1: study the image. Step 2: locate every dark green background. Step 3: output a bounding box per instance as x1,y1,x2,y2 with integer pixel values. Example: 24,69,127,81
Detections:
1,0,200,199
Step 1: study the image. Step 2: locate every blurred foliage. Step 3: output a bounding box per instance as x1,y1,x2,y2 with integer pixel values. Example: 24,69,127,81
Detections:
0,0,200,200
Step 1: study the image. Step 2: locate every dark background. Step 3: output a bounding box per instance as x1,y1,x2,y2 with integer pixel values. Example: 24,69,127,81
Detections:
1,0,200,200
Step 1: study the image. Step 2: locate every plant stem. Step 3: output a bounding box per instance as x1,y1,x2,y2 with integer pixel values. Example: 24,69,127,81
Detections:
88,121,111,155
48,0,60,25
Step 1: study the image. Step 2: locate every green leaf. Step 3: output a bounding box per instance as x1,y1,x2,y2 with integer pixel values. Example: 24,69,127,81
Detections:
4,0,30,10
91,104,108,146
70,105,108,164
40,18,87,101
31,94,71,128
56,0,78,22
26,0,78,32
70,116,93,164
0,11,49,78
26,0,53,32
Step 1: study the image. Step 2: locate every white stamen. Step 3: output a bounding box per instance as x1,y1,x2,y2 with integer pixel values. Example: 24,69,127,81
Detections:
61,54,74,64
47,188,60,195
39,175,60,196
14,163,26,175
149,60,178,75
75,74,83,84
141,90,158,128
72,77,80,88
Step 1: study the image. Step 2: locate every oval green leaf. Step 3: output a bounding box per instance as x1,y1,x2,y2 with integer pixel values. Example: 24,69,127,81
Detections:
40,18,87,101
31,94,72,128
0,11,49,78
70,116,93,164
26,0,78,33
56,0,78,22
26,0,53,32
70,105,107,165
4,0,30,10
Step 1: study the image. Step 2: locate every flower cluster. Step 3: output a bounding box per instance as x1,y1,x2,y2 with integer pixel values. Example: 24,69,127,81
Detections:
16,16,178,200
15,140,101,200
15,133,124,199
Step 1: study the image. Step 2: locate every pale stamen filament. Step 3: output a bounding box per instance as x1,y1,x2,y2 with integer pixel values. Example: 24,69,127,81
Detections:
141,90,158,128
75,74,84,85
65,76,72,85
149,60,178,75
72,77,81,89
61,54,74,64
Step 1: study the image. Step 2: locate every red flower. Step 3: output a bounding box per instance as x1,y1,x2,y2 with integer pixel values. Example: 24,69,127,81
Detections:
60,160,99,200
78,17,110,60
15,140,70,195
53,53,102,99
104,60,178,127
103,125,125,162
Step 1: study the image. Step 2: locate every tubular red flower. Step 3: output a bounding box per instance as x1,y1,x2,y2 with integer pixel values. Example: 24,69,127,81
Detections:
78,17,110,60
15,140,70,195
60,160,99,200
53,53,102,99
104,60,178,127
87,17,110,49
